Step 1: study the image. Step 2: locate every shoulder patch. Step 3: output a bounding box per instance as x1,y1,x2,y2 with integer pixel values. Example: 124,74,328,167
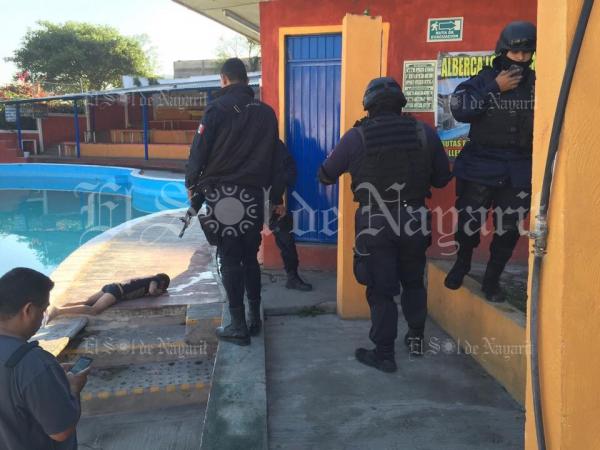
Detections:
197,123,204,135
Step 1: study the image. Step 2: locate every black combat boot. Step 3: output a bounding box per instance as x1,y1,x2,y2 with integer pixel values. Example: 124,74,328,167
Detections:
247,299,262,337
481,262,506,302
444,246,474,290
355,348,397,373
285,271,313,291
404,328,425,357
215,306,251,346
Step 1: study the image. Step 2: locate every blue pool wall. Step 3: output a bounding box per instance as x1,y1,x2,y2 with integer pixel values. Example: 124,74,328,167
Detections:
0,164,188,213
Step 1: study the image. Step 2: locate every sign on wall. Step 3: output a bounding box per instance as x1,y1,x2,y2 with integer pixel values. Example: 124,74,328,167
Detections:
402,60,437,112
4,105,17,123
428,17,464,42
435,51,496,159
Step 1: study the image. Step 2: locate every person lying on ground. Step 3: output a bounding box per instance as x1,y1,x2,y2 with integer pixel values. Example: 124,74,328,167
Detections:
47,273,170,321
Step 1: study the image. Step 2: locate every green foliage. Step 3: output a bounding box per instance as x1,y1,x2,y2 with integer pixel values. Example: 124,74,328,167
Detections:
7,21,156,92
0,82,47,130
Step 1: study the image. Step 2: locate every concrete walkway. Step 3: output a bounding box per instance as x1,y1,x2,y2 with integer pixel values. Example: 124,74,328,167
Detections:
261,269,524,450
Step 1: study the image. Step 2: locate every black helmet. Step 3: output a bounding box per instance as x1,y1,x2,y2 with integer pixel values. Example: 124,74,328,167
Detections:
363,77,407,111
495,21,536,53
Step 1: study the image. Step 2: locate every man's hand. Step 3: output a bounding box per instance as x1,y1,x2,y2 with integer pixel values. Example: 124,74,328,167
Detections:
495,69,522,92
272,204,287,217
65,367,89,396
187,188,194,202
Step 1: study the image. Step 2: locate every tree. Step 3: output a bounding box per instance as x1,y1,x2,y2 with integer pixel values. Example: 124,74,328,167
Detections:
215,35,261,72
7,21,156,92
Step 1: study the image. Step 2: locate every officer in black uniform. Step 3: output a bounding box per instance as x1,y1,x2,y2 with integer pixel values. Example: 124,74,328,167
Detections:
185,58,282,346
444,22,536,302
318,77,451,372
269,140,313,291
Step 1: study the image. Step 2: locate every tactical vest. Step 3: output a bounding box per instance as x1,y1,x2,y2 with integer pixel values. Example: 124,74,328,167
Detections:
469,71,535,151
351,114,431,206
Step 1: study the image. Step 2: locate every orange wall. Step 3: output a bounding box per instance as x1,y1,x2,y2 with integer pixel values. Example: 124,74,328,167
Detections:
526,0,600,448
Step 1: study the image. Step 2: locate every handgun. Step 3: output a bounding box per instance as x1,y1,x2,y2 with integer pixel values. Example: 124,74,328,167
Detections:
179,191,204,238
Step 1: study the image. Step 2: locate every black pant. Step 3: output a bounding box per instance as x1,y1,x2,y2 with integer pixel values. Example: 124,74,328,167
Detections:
354,205,430,357
217,230,262,309
271,213,299,274
455,179,531,265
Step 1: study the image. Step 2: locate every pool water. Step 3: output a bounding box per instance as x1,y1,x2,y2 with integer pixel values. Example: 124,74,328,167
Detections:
0,189,148,275
0,164,188,276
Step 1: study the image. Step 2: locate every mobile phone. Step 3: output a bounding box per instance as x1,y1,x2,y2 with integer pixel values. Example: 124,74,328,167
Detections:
68,356,93,374
508,64,523,76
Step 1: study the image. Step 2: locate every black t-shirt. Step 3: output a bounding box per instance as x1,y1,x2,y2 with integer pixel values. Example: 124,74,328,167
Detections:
0,335,79,450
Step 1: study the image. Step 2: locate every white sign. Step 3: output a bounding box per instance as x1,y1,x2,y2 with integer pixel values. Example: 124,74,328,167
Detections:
4,105,17,123
402,60,437,112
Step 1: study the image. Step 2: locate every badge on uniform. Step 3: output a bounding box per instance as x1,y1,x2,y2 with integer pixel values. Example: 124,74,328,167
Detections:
197,123,205,135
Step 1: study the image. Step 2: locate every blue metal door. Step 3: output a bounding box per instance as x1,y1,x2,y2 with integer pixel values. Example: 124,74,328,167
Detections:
285,34,341,243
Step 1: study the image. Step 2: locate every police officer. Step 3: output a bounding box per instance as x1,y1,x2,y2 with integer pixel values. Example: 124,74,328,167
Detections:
185,58,282,346
269,140,313,291
444,22,536,302
318,77,451,372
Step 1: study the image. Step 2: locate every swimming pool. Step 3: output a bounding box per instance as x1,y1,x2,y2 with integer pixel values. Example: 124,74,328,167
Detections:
0,164,188,275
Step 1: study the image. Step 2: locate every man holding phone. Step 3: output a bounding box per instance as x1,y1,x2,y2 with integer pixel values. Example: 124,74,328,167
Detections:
0,268,88,450
444,21,537,301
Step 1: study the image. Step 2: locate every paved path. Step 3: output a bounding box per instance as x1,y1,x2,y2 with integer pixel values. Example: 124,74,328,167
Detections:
266,314,524,450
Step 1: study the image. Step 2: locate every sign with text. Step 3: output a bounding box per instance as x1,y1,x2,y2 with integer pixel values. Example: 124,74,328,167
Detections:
428,17,464,42
436,51,496,159
4,105,17,122
402,60,437,112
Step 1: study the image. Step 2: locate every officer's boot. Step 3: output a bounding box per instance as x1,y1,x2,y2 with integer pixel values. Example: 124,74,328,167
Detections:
215,306,251,346
481,245,513,302
444,246,474,290
247,299,262,337
355,345,397,373
404,327,425,357
285,271,313,291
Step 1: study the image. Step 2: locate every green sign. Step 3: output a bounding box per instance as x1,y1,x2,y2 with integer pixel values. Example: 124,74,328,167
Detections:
402,60,437,112
428,17,463,42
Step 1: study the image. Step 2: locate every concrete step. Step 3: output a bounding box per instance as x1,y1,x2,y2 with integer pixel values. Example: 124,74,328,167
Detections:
78,405,206,449
200,305,267,450
32,317,88,357
60,321,217,368
81,359,212,416
88,304,189,324
185,302,224,345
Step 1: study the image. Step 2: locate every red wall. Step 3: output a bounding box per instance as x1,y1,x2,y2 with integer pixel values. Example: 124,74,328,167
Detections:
260,0,536,264
92,102,126,130
0,132,39,162
42,115,86,147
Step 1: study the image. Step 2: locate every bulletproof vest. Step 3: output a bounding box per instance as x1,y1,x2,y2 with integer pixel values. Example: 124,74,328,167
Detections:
351,114,431,206
469,71,535,151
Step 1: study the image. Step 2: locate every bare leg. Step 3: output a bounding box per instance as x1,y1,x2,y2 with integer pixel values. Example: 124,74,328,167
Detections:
51,293,118,318
60,291,104,308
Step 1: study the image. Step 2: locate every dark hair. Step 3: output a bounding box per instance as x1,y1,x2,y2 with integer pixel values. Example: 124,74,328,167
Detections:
0,268,54,319
156,273,170,291
220,58,248,84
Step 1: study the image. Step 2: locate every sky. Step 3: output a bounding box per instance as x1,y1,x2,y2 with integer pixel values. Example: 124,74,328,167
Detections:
0,0,239,84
